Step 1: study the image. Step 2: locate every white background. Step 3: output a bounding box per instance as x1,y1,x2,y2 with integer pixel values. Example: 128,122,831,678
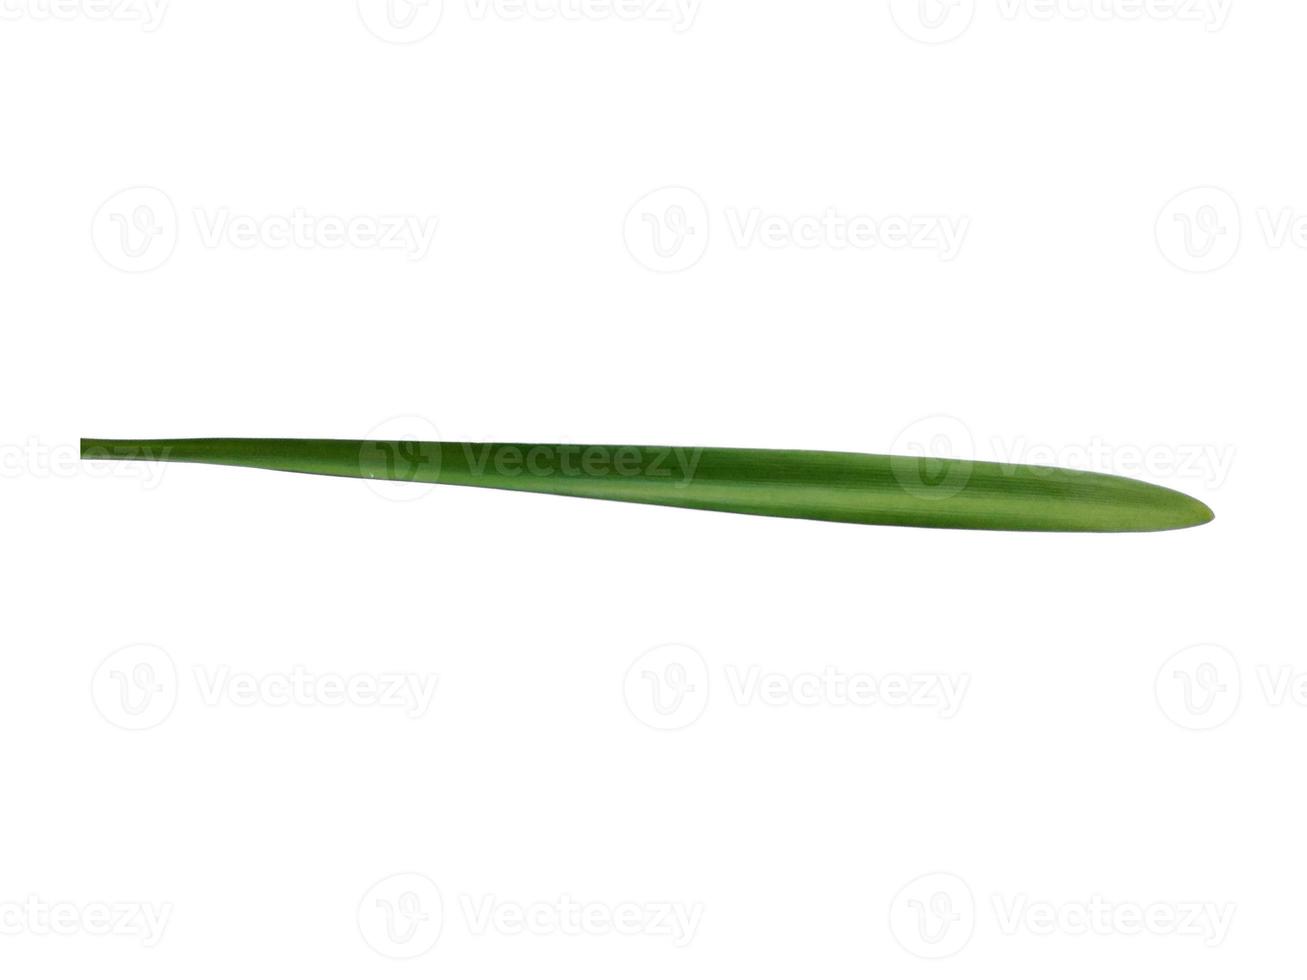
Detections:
0,0,1299,976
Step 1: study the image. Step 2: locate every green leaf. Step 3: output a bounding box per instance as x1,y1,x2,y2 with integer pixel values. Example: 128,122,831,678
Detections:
80,437,1215,533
